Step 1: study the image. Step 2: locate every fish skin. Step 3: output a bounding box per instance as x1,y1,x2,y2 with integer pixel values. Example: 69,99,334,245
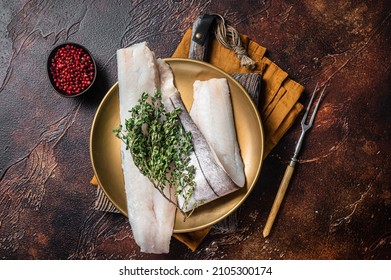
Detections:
168,92,239,193
117,42,175,254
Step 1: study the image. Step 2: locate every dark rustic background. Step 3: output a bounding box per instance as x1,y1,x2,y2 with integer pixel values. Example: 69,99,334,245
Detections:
0,0,390,259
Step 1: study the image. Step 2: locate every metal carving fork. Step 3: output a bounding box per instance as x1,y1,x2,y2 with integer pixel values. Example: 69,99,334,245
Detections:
263,83,326,237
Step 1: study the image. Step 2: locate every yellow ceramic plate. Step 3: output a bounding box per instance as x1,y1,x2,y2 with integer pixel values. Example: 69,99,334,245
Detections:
90,58,264,233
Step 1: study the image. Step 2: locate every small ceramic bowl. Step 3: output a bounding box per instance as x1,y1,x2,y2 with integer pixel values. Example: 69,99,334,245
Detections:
47,43,97,97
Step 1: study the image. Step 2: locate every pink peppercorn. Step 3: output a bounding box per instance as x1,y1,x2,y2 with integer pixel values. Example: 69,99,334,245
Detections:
49,44,95,96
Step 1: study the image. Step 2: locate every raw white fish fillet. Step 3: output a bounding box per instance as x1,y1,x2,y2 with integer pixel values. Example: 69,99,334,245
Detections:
158,60,239,212
117,42,175,254
157,58,177,100
190,78,245,187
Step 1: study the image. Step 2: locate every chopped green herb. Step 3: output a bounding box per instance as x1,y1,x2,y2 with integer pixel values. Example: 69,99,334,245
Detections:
113,90,195,219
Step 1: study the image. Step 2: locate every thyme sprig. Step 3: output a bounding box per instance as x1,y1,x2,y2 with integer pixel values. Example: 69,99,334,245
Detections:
113,90,195,219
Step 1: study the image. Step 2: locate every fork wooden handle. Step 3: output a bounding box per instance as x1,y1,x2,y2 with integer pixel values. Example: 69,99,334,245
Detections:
263,162,296,237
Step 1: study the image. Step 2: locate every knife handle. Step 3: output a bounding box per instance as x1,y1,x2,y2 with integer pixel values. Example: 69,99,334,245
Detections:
189,14,218,62
263,161,296,237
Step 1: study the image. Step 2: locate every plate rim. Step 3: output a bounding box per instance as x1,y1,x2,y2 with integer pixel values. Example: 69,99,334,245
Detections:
89,58,264,233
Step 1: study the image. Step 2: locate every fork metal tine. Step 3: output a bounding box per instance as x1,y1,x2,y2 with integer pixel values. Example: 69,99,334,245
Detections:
301,83,318,127
293,83,325,160
308,85,326,127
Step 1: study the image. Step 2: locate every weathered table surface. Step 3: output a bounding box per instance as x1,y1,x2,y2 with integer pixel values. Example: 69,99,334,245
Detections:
0,0,390,260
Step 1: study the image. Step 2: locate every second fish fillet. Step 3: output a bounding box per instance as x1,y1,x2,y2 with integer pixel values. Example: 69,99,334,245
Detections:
190,78,245,187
